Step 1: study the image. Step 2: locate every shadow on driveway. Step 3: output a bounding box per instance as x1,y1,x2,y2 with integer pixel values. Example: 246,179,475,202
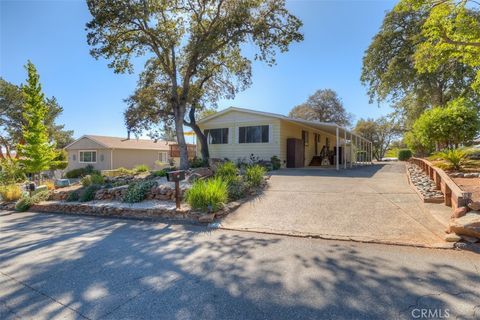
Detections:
1,211,479,319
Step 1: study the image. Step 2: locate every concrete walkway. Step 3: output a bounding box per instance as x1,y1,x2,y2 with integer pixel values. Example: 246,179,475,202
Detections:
221,162,452,247
0,211,479,320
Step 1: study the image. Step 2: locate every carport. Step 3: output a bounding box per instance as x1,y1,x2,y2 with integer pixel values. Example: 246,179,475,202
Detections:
285,118,373,170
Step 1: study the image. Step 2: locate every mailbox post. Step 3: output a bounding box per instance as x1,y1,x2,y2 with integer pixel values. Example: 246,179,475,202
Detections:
166,170,186,209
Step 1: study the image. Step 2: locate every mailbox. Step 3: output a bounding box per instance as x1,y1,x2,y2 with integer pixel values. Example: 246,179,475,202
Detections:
28,183,36,192
166,170,185,182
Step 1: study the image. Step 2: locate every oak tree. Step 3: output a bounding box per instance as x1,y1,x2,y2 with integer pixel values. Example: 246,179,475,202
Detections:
86,0,303,168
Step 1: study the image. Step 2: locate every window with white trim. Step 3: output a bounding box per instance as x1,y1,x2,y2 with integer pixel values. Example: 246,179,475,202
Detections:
204,128,229,144
79,151,97,163
239,125,269,143
158,151,169,163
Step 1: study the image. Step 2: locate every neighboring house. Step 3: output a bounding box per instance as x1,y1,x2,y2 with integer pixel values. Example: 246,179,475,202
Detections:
65,135,192,172
198,107,372,169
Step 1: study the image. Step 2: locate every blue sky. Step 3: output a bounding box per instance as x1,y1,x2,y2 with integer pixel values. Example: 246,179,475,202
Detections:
1,0,396,139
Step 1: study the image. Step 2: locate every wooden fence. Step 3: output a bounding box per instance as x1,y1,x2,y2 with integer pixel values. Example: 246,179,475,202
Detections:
409,157,469,210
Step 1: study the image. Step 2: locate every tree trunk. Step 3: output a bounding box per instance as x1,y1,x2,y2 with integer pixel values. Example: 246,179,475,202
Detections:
174,108,189,170
185,104,209,161
191,123,209,160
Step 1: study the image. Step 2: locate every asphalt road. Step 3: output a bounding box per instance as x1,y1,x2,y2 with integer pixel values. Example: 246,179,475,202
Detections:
1,211,479,320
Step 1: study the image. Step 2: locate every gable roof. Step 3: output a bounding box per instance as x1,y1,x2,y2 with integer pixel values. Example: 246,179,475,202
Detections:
198,107,370,142
65,135,175,151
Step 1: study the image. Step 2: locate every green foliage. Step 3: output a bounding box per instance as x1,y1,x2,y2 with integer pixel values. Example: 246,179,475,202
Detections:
152,167,176,177
396,0,480,92
185,178,228,212
398,149,413,161
87,0,303,170
117,167,135,175
79,184,100,202
289,89,352,126
410,98,480,152
226,176,247,201
0,158,26,185
17,61,58,174
0,78,73,157
31,190,50,203
354,117,399,160
123,180,157,203
15,197,31,212
65,165,99,179
50,149,68,170
361,5,479,132
215,162,238,180
14,189,50,211
189,157,208,168
134,164,150,173
66,191,80,202
245,165,266,187
270,156,281,170
81,174,104,187
436,149,468,170
0,184,23,202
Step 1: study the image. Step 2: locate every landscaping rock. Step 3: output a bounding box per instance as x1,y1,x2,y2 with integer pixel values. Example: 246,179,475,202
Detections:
198,213,215,223
187,173,203,183
460,235,479,243
463,173,477,178
468,201,480,211
444,233,462,242
451,207,468,219
190,167,213,178
449,212,480,239
406,164,444,201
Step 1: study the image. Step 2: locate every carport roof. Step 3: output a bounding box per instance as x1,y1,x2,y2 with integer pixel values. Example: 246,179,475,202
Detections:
198,107,371,142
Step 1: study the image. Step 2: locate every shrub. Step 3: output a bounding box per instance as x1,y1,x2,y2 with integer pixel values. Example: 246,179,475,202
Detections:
226,176,247,201
245,165,267,187
134,164,150,173
189,157,207,168
123,180,157,203
65,165,99,178
0,184,23,202
152,167,176,177
14,190,50,211
79,184,101,202
0,159,26,184
66,191,80,202
44,180,55,190
398,149,412,161
436,149,467,171
31,190,50,203
117,167,135,175
185,178,228,212
81,173,104,187
15,197,31,212
215,161,238,180
271,156,281,170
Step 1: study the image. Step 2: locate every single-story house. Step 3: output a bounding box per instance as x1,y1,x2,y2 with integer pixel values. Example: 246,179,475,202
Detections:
198,107,372,169
64,135,195,172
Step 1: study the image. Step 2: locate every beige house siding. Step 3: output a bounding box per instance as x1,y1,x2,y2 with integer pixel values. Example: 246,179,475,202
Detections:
279,120,341,166
65,137,111,171
198,110,282,163
66,149,112,171
112,149,171,170
199,109,348,168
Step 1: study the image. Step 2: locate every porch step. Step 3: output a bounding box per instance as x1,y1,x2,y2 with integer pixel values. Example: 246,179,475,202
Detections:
310,156,322,166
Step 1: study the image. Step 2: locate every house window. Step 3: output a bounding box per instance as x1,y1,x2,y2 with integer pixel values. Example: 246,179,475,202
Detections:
239,125,269,143
204,128,229,144
302,130,309,146
79,151,97,163
158,151,169,163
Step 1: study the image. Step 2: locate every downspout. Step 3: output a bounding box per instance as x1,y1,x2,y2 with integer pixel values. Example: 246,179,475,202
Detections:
110,149,114,170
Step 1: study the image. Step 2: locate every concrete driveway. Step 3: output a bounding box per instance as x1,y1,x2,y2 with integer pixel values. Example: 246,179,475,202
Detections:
221,162,451,247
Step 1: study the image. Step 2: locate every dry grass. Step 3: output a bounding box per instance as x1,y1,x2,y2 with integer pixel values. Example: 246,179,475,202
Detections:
0,184,23,202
